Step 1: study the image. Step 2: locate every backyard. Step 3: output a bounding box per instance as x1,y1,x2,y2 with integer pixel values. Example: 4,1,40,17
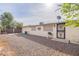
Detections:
0,33,79,56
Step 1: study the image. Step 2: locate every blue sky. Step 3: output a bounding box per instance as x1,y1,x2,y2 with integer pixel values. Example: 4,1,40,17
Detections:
0,3,59,25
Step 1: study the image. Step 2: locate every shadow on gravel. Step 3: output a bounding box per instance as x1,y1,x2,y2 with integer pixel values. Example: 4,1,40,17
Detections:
15,33,79,56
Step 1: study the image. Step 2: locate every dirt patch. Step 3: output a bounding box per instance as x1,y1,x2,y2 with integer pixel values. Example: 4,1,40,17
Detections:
0,38,16,56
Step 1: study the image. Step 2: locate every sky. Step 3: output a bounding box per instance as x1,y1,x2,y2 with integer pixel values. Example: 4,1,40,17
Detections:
0,3,60,26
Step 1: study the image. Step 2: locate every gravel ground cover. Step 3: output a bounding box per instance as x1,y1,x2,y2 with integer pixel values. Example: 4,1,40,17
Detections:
0,34,79,56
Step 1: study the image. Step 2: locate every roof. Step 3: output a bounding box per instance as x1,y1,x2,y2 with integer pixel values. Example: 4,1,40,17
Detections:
23,22,65,28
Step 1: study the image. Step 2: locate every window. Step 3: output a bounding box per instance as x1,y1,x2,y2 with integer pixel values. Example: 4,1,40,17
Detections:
37,27,41,30
43,25,53,31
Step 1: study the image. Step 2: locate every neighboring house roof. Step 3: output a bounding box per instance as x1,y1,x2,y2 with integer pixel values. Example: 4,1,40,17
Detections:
23,22,65,28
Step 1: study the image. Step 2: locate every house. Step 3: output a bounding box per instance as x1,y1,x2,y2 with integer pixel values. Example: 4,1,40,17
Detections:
23,22,55,38
22,22,79,43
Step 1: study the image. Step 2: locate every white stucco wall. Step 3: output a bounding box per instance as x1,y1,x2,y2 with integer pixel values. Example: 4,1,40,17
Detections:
66,27,79,43
22,24,79,44
22,27,31,33
22,25,53,38
53,24,57,38
22,24,56,38
28,31,53,38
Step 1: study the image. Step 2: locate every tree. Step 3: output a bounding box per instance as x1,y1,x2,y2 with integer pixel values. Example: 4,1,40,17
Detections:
0,12,23,33
0,12,13,32
61,3,79,27
15,22,23,29
14,22,23,33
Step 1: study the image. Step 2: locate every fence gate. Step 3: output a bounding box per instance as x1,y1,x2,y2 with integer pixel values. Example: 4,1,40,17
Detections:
56,23,65,39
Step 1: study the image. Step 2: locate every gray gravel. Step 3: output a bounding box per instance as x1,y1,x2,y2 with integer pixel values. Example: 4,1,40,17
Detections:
0,33,79,56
